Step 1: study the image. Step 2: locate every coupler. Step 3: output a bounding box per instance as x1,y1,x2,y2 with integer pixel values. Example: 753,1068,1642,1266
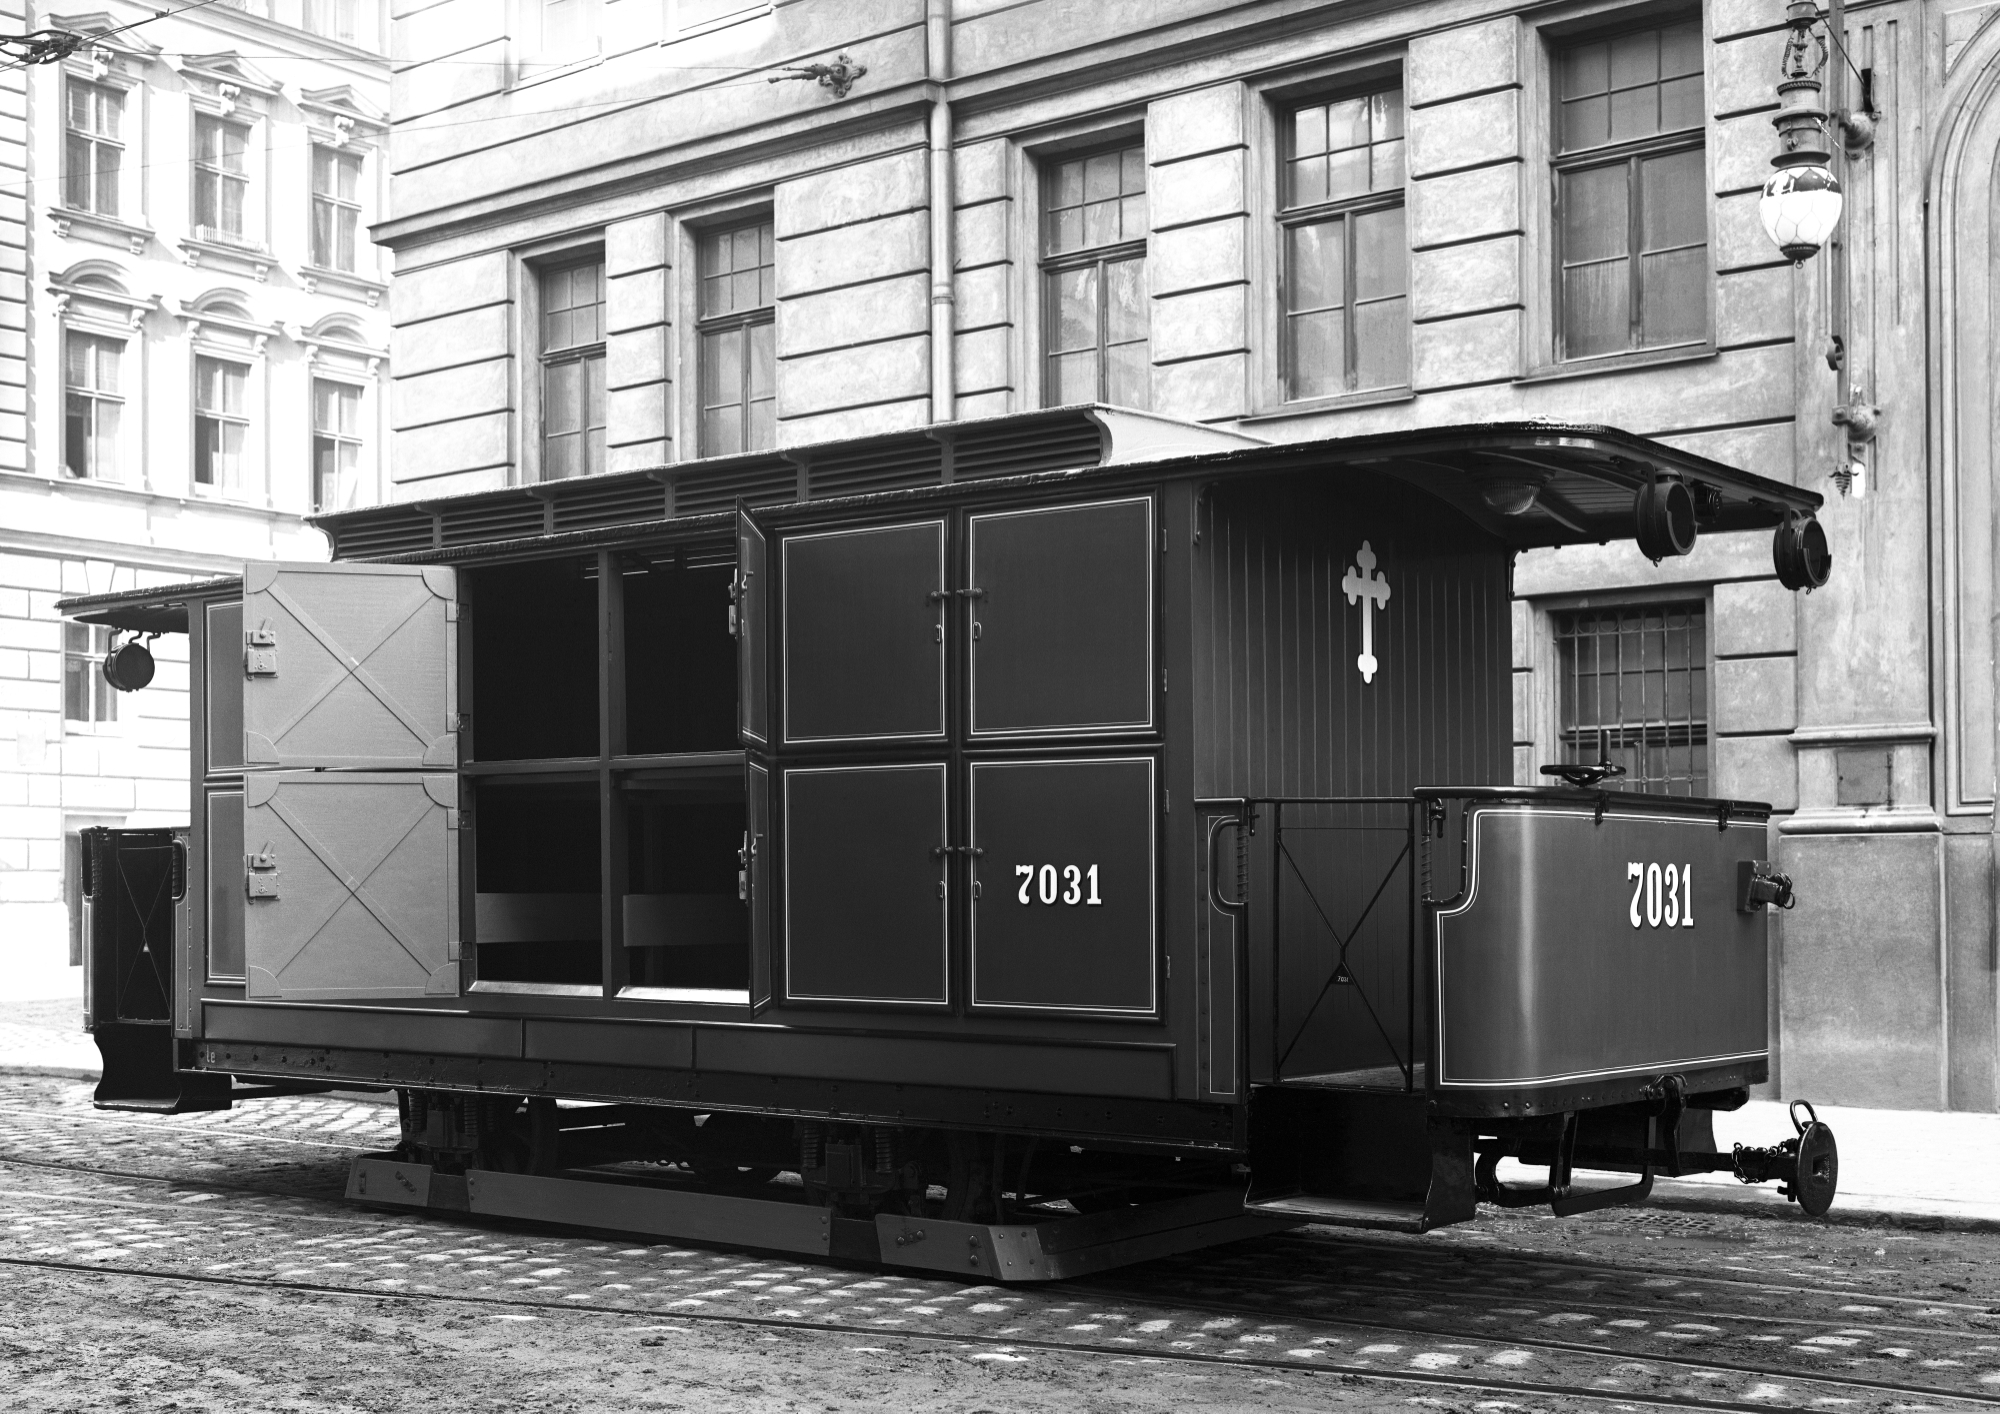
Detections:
1475,1084,1840,1218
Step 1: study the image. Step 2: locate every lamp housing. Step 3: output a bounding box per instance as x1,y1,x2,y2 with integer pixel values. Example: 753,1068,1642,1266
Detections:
1773,515,1833,590
1634,478,1698,561
102,638,155,693
1760,164,1844,264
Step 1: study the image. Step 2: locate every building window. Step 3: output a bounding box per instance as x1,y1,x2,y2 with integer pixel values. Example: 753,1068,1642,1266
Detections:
1553,19,1707,360
304,0,358,42
539,0,603,59
1041,143,1148,408
1554,602,1708,795
63,623,116,725
696,221,775,456
313,380,363,511
64,82,122,217
63,333,123,481
310,146,362,271
1280,87,1408,399
194,355,249,492
194,115,250,241
672,0,767,33
539,259,605,479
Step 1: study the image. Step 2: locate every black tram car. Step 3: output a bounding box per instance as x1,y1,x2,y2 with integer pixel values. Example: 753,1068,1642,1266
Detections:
64,409,1840,1280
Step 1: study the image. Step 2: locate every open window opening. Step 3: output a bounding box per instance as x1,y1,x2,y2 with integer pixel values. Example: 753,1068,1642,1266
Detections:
622,545,738,756
622,771,748,1002
473,779,602,989
469,558,599,761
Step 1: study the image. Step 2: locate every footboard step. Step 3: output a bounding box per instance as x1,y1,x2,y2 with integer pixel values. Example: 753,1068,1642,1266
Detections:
348,1155,1298,1282
1243,1193,1429,1231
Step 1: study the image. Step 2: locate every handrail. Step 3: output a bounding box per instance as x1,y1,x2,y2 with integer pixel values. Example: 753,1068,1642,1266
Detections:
1205,809,1248,915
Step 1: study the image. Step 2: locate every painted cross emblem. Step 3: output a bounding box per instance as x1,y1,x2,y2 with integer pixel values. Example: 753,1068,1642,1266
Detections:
1342,540,1391,684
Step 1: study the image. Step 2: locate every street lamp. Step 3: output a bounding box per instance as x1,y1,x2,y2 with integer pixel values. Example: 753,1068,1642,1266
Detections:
1759,0,1843,263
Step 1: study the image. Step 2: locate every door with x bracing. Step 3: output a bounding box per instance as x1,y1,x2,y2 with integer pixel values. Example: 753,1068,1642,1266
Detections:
241,561,458,769
239,561,462,1000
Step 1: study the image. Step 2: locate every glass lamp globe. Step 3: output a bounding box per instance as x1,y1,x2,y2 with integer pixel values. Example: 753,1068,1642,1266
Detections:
1760,165,1844,263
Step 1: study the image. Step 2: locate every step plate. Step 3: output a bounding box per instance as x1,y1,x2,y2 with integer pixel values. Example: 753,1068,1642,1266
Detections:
348,1156,1296,1281
1244,1193,1429,1231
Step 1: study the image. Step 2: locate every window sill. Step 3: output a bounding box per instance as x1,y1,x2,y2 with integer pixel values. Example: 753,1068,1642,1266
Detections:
49,208,153,255
1240,385,1416,423
178,233,273,282
1515,343,1716,385
299,265,387,307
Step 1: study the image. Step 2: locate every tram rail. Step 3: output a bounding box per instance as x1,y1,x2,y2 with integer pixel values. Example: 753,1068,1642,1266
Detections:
1,1078,1996,1414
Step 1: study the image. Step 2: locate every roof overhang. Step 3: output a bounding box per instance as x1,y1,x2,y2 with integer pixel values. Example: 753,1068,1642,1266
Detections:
60,413,1824,632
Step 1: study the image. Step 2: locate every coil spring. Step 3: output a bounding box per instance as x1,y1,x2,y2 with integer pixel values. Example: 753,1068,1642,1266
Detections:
800,1121,824,1172
873,1128,896,1175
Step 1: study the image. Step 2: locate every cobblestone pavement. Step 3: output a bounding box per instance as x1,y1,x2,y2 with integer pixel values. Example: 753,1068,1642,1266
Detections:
5,1075,2000,1413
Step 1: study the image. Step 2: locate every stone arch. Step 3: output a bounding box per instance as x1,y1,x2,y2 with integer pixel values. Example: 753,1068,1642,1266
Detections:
1929,16,2000,814
54,259,130,294
189,288,254,322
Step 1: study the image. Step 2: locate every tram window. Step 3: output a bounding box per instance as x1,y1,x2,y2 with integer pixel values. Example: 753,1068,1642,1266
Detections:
469,559,599,761
1554,601,1708,795
623,552,738,755
623,779,747,997
473,780,602,986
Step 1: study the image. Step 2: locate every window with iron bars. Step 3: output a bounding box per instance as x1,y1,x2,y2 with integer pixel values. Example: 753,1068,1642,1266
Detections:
1554,601,1707,795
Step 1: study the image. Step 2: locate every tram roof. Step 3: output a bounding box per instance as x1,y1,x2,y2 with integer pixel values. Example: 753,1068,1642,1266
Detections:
61,406,1823,633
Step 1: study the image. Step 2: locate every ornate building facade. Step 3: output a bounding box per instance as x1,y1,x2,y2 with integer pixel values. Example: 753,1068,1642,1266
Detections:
0,0,390,998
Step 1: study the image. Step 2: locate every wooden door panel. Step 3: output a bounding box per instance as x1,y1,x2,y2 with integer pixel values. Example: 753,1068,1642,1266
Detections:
242,562,458,769
969,497,1154,737
782,522,946,744
243,772,460,1000
783,763,947,1005
969,756,1156,1012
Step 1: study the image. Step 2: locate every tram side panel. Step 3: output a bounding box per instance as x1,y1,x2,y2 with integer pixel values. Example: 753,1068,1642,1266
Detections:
1431,800,1772,1115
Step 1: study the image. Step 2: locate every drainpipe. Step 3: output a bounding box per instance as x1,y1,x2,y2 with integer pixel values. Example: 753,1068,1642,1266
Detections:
928,0,955,425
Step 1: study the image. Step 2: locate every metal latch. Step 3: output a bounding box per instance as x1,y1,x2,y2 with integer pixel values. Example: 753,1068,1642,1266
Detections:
246,849,279,901
245,624,278,677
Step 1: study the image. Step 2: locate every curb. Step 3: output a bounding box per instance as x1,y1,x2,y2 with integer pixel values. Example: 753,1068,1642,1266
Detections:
0,1065,101,1081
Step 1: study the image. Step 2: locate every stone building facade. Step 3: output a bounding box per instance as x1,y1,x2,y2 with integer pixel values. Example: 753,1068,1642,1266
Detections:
0,0,391,999
384,0,1991,1109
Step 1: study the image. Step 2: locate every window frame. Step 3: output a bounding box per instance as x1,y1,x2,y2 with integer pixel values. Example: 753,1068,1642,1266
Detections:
1532,587,1716,798
520,244,607,483
311,376,366,512
1274,81,1411,404
308,143,364,274
192,352,251,495
63,330,126,481
1534,10,1715,375
62,78,124,219
62,622,118,727
192,111,252,244
693,216,776,457
304,0,361,44
1036,139,1151,411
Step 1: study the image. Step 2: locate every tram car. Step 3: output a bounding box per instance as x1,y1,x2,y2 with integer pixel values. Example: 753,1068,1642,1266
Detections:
65,408,1840,1280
